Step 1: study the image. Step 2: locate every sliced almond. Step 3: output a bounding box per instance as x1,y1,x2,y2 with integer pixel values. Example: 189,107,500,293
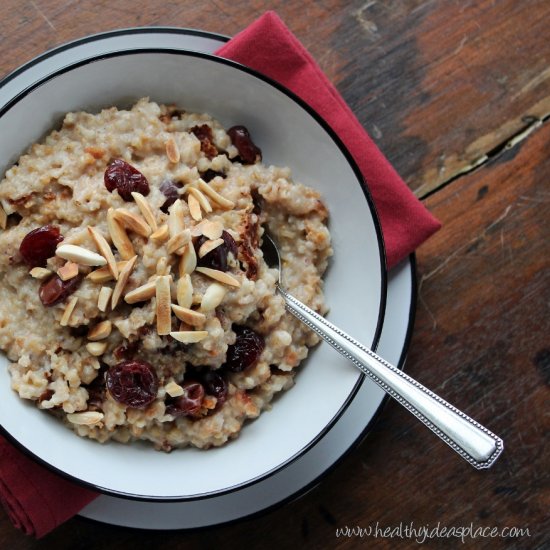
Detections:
111,255,137,309
88,226,118,280
176,274,193,308
168,199,186,238
171,304,206,327
30,267,52,280
67,411,104,426
165,137,180,163
195,266,241,288
97,286,113,312
187,193,202,221
124,280,157,304
198,238,224,258
0,203,7,230
131,191,158,232
165,381,184,397
88,320,112,341
166,229,191,255
201,219,224,240
56,244,107,266
199,282,227,312
150,224,169,243
86,341,107,357
169,330,208,344
58,261,79,281
156,257,170,276
88,261,128,284
188,187,212,213
156,275,172,335
60,296,78,327
179,243,197,275
113,208,151,237
107,208,135,260
189,219,209,238
197,179,235,210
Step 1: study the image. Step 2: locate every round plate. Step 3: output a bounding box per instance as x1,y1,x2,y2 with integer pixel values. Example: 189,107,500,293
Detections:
0,28,415,527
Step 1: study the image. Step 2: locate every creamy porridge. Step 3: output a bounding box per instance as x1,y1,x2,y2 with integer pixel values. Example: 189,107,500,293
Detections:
0,99,331,450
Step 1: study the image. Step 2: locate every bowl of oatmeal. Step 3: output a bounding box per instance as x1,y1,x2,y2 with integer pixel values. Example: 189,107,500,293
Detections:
0,50,386,500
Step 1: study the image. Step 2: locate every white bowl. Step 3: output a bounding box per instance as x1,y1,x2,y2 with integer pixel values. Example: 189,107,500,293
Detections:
0,49,386,500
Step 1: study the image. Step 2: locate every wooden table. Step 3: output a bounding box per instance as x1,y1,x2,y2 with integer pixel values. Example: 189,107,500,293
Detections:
1,1,548,548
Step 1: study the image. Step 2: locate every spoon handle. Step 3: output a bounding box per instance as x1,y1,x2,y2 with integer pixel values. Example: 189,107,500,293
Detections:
278,287,503,469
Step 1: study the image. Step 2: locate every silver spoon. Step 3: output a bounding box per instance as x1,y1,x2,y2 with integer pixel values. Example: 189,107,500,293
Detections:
262,233,503,469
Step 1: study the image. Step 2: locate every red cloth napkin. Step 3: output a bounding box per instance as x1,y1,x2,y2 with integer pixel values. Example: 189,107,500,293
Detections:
0,11,440,539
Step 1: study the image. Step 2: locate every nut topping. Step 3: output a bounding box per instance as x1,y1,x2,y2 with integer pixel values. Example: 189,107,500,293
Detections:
86,341,108,357
107,208,135,260
60,296,78,327
112,208,152,237
57,261,79,281
176,274,193,308
88,320,112,341
171,304,206,327
29,267,53,280
168,199,186,238
187,193,202,221
150,224,169,243
179,243,197,275
199,282,227,312
67,411,104,425
198,238,224,259
197,179,235,210
131,191,158,232
166,229,191,255
56,244,107,267
195,266,241,287
201,220,224,240
124,280,157,304
187,187,212,213
88,261,128,284
169,330,208,344
165,137,180,163
97,286,113,312
156,275,172,335
88,226,119,280
111,255,137,309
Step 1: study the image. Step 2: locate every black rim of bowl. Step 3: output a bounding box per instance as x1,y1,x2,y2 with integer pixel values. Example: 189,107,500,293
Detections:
0,46,388,502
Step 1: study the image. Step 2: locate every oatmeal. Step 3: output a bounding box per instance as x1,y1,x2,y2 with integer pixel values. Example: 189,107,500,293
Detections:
0,98,332,450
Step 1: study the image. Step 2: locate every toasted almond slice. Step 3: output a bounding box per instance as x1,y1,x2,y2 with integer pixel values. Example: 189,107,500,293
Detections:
169,330,208,344
201,220,224,240
87,226,118,280
156,257,170,276
166,229,191,255
67,411,104,426
171,304,206,327
113,208,151,237
0,203,7,230
124,280,157,304
86,341,107,357
179,243,197,275
30,267,52,280
187,193,202,221
176,274,193,308
111,255,137,309
57,261,79,281
199,282,227,312
188,187,212,213
156,275,172,335
107,208,135,260
165,381,184,397
168,199,186,238
165,137,180,163
195,266,241,288
189,219,209,237
197,179,235,210
87,261,128,283
150,224,169,243
131,191,158,232
56,244,107,266
60,296,78,327
88,320,112,341
198,238,224,258
97,286,113,312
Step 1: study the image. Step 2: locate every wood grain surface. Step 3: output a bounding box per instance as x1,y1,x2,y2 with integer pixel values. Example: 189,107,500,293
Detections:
0,1,548,548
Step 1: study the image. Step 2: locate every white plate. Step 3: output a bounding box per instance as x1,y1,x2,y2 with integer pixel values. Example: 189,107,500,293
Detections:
0,28,414,526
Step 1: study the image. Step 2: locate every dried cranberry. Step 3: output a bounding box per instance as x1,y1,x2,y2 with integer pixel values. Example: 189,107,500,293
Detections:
195,230,237,272
159,180,182,213
166,380,205,418
106,360,158,409
227,126,262,164
19,225,63,267
104,159,149,201
200,169,225,183
202,371,228,407
39,274,82,307
224,326,265,372
190,125,218,159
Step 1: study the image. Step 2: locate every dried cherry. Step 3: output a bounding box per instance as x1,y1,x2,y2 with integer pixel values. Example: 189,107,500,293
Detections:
104,159,149,201
224,326,265,372
202,371,228,407
106,360,158,409
200,169,225,183
166,380,205,418
19,225,63,267
190,125,218,159
39,274,82,307
227,126,262,164
195,230,237,272
159,179,182,213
